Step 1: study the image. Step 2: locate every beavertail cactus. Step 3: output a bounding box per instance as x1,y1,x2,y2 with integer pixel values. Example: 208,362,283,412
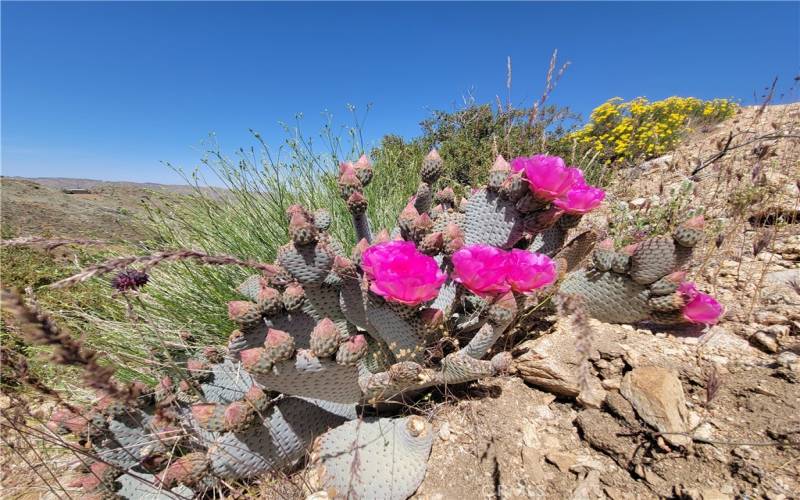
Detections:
559,217,722,325
312,416,433,500
54,147,719,500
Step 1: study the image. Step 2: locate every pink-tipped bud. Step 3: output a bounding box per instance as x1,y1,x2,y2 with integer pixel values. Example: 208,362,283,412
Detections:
374,229,392,244
186,358,208,374
339,161,356,176
312,318,338,338
310,318,342,357
223,401,254,430
443,223,465,242
683,215,705,230
203,346,223,363
244,385,268,411
420,231,444,253
436,187,455,203
336,334,369,365
597,238,615,251
355,154,371,169
413,213,433,232
256,285,280,304
338,166,361,186
191,404,218,428
284,282,304,298
265,328,291,348
288,211,309,232
347,191,368,213
227,301,254,320
665,271,687,284
285,204,307,219
621,243,640,256
157,453,208,488
239,348,266,371
353,238,370,260
492,154,511,172
399,199,420,223
333,255,355,274
426,148,441,162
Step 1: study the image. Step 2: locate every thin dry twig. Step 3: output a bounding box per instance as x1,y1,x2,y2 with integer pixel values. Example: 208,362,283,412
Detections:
1,288,137,404
49,249,279,289
556,293,593,393
1,236,111,250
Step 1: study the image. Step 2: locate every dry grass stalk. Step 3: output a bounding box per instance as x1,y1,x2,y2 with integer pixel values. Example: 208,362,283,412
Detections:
556,293,593,393
0,236,111,250
49,249,279,289
1,288,138,404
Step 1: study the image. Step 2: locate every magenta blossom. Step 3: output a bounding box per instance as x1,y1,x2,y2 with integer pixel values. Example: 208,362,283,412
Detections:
505,250,557,293
513,155,581,201
452,245,510,296
678,282,723,325
554,185,606,214
361,241,446,306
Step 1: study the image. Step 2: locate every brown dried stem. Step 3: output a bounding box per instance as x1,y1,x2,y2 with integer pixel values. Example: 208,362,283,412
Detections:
1,236,111,250
0,288,136,404
49,249,279,289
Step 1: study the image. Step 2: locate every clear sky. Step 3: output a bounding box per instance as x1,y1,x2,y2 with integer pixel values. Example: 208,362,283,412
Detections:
2,1,798,184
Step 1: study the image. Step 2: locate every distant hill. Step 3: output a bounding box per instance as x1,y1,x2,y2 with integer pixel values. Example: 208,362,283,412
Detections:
5,176,207,195
0,176,205,241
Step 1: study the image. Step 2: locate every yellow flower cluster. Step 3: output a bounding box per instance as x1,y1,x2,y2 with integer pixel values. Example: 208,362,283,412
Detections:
570,96,737,164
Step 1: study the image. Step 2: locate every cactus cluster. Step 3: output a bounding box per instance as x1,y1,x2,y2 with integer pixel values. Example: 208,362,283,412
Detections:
53,150,719,499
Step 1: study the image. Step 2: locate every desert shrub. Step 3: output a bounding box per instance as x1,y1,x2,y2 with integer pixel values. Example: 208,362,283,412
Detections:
569,96,738,165
415,103,578,185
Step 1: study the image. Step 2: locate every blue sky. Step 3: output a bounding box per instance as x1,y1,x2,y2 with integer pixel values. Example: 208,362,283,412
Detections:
2,2,798,184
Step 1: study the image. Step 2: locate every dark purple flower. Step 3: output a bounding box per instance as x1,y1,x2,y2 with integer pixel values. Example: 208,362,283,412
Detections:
111,269,149,291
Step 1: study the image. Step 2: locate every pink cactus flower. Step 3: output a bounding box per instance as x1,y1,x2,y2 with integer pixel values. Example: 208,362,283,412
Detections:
513,155,580,201
504,250,557,293
452,245,510,296
361,241,446,306
679,281,723,325
554,185,606,214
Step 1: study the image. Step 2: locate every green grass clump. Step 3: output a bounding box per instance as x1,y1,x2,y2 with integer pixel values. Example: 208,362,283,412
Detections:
75,114,421,372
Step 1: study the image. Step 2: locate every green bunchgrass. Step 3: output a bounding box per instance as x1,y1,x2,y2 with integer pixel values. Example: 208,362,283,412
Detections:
67,112,421,382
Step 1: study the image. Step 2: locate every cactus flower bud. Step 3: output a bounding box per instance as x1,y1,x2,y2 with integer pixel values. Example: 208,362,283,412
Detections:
354,154,374,186
336,334,368,365
347,191,368,214
310,318,343,358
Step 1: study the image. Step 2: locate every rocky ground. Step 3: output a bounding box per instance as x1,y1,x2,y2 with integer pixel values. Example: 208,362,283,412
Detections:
407,103,800,499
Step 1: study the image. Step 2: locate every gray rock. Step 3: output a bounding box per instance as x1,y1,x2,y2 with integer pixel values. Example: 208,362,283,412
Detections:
620,366,690,447
751,331,779,353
